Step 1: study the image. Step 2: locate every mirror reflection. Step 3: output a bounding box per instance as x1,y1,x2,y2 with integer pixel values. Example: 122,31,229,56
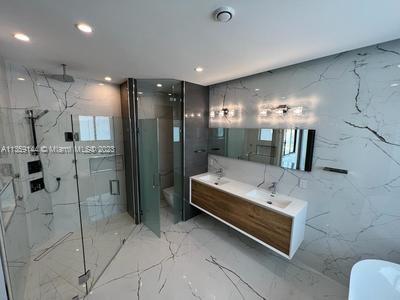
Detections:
208,128,316,172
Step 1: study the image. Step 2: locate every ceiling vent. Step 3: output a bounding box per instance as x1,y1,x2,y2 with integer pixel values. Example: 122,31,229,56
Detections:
214,6,235,23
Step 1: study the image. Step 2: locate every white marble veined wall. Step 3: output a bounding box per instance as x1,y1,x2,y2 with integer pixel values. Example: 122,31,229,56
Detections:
209,39,400,285
3,62,125,249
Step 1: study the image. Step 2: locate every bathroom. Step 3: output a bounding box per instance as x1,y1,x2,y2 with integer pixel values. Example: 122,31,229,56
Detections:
1,1,400,300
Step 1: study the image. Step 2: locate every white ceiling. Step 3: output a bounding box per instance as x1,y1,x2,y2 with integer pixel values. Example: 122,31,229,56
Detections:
1,0,400,86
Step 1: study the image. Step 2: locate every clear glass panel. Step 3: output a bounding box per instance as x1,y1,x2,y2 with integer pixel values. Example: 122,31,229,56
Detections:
71,114,135,292
0,110,87,300
138,118,161,236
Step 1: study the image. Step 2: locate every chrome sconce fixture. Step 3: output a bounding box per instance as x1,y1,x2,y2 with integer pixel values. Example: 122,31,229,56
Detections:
210,107,235,118
259,104,303,117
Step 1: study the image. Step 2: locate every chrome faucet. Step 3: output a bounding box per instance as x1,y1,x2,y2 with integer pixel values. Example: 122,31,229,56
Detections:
268,182,278,195
215,168,225,179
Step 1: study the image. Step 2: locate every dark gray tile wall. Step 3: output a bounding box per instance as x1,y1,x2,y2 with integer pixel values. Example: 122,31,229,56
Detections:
183,82,209,220
120,79,139,222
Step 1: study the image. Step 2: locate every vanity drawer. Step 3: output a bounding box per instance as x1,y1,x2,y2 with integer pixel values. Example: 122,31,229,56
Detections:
191,180,292,255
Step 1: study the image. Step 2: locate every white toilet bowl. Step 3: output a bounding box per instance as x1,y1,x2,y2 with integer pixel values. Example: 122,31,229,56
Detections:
163,186,174,207
349,259,400,300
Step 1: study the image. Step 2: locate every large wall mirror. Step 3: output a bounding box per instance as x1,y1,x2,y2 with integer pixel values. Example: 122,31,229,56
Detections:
208,128,316,172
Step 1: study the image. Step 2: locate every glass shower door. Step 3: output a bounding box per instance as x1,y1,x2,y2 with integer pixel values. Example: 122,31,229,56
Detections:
138,119,161,237
71,114,135,292
0,111,88,300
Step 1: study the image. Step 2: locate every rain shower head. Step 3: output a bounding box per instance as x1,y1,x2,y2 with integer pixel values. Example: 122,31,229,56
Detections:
45,64,75,83
35,109,49,120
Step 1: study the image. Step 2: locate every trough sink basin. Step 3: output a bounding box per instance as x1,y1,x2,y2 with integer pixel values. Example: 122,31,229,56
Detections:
197,175,230,186
245,189,292,209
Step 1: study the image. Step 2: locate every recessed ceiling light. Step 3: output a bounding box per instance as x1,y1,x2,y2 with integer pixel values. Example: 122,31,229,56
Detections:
75,23,93,34
390,83,399,87
98,83,104,86
75,248,80,252
397,64,400,68
255,88,260,92
17,77,25,81
156,83,162,87
104,76,112,81
138,91,143,95
168,93,172,96
195,66,204,72
13,33,30,42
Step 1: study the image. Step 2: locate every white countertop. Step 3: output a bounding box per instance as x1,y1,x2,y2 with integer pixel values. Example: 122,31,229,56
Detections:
191,172,307,218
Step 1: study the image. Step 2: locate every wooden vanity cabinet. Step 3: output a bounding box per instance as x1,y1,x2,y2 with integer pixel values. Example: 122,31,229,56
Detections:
191,180,293,255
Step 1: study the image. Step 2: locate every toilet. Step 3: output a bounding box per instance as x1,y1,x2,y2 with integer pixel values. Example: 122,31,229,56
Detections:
162,186,174,207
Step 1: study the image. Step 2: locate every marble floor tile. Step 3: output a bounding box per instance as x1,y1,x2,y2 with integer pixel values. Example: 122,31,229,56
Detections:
23,212,135,300
87,205,348,300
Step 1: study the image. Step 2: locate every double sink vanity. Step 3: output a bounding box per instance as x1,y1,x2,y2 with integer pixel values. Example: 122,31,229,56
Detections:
190,172,307,259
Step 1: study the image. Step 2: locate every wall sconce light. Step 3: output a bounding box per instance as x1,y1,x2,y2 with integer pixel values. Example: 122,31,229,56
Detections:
210,107,235,118
292,106,303,116
259,105,304,117
274,105,289,115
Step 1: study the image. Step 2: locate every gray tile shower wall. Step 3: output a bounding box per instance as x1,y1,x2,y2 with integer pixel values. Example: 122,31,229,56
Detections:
183,82,209,220
209,39,400,285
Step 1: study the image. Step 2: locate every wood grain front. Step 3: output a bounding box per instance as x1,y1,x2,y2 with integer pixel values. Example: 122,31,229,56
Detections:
191,180,292,255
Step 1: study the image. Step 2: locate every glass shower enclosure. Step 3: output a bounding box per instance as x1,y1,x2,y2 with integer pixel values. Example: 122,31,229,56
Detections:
0,110,134,299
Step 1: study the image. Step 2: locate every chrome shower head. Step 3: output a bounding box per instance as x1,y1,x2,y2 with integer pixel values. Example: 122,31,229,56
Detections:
45,64,75,83
35,109,49,120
